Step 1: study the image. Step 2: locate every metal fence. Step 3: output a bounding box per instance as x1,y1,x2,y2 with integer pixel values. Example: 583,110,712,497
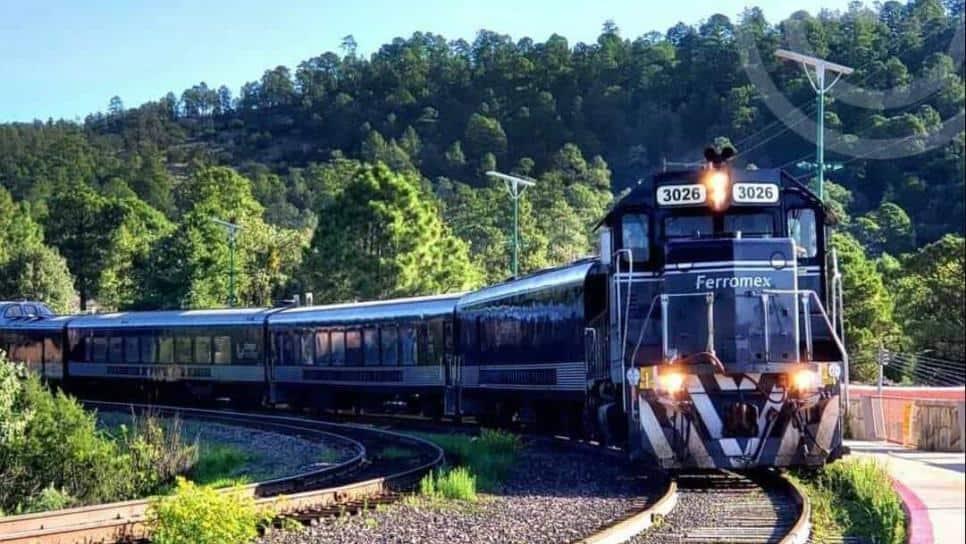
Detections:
879,350,965,387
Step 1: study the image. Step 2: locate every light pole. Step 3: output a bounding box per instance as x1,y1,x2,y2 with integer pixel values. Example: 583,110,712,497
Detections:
211,217,242,307
486,171,536,278
775,49,853,200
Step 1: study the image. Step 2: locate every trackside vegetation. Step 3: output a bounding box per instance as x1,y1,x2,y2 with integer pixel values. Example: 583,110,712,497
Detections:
0,354,259,515
416,429,523,501
0,356,198,514
147,477,273,544
790,459,906,544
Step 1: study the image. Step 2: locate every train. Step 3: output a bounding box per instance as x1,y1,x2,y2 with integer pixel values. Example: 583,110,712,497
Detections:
1,150,849,470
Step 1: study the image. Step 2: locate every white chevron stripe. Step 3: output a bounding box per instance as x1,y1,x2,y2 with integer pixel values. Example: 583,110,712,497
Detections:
639,397,674,461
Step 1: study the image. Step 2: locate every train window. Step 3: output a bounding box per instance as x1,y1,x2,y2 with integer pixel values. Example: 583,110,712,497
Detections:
299,332,313,366
331,330,345,366
213,336,231,364
724,213,774,238
363,328,379,366
23,305,38,317
277,332,294,365
400,326,417,366
381,327,398,366
109,337,124,363
427,321,443,365
787,209,818,258
621,214,650,261
158,337,174,363
4,305,22,318
124,336,140,363
346,330,362,366
43,337,59,364
196,336,213,365
141,336,157,364
314,331,330,366
665,216,713,239
175,336,193,363
91,337,108,363
234,330,261,364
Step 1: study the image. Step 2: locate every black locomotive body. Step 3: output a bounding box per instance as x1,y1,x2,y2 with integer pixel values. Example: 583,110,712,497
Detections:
1,164,847,470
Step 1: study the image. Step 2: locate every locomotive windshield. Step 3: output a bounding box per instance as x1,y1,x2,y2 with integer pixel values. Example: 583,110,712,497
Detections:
663,210,777,241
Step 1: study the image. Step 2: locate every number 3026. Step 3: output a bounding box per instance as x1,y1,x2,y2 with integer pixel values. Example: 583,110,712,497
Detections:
733,183,778,203
658,185,706,205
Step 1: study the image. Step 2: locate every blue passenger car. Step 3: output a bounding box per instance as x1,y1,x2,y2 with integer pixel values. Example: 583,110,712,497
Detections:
0,301,68,382
455,261,609,428
65,309,272,402
266,294,460,414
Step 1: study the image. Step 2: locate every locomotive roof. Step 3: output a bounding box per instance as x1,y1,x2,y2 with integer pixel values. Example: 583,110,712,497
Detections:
269,293,463,325
597,167,822,229
66,307,272,329
457,259,599,309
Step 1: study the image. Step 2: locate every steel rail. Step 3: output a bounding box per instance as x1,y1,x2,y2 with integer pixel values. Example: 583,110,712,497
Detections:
0,402,444,544
575,478,678,544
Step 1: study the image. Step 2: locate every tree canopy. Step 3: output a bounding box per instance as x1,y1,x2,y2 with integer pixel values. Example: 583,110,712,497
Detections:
0,2,962,370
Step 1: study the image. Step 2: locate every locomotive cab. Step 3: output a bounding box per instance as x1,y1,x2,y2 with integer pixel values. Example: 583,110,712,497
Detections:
600,157,848,470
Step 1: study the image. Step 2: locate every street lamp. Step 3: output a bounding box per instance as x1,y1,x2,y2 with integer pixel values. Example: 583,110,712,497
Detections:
211,217,243,307
486,171,536,278
775,49,853,200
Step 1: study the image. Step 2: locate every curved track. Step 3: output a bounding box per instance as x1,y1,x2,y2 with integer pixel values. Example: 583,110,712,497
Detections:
0,402,443,544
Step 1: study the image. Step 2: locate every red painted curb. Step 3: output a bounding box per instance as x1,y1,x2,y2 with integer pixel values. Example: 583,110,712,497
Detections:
892,478,934,544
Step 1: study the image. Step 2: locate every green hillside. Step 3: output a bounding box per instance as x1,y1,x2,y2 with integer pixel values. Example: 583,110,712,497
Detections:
0,1,963,371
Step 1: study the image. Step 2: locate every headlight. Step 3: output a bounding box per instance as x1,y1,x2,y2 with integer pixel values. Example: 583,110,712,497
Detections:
704,171,730,210
657,372,686,394
791,369,820,392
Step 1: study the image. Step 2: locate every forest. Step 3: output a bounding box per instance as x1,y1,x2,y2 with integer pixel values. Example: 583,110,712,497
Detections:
0,0,963,380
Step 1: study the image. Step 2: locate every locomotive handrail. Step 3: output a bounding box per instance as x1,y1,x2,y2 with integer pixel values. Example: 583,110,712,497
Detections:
627,288,847,381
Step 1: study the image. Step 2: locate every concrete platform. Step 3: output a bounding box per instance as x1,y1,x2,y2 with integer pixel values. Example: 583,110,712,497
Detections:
846,440,965,544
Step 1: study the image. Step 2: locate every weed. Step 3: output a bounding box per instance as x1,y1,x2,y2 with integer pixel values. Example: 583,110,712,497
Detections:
415,428,522,492
790,458,906,544
419,467,478,502
147,477,272,544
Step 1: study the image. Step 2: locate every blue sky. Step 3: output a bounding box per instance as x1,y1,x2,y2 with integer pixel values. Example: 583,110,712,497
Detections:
1,0,856,122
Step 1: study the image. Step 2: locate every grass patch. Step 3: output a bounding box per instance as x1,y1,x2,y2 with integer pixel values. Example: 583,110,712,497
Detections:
187,444,253,488
415,428,522,492
419,467,478,502
790,458,906,544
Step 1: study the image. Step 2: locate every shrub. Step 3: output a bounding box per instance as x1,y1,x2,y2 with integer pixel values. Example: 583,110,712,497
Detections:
112,412,199,495
22,486,75,512
419,467,477,502
148,478,270,544
792,459,906,544
0,351,199,512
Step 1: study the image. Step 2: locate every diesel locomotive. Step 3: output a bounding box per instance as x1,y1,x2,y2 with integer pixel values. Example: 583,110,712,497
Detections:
1,151,848,470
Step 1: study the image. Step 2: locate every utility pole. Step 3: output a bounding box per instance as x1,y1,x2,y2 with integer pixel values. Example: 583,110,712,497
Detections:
775,50,853,201
486,171,536,278
877,343,887,395
211,217,243,307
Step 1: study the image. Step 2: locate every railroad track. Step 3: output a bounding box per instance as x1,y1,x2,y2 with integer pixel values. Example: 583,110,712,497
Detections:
627,470,809,544
0,402,444,544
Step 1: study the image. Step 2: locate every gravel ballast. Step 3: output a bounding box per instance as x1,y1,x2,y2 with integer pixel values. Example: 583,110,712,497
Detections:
261,440,664,544
96,411,358,481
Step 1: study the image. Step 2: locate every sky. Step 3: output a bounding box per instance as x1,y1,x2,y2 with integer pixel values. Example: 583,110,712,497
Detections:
0,0,857,122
